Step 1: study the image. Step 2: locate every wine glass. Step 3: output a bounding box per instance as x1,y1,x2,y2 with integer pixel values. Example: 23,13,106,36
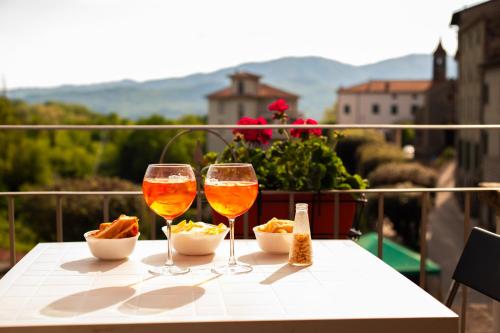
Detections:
142,164,197,275
204,163,258,274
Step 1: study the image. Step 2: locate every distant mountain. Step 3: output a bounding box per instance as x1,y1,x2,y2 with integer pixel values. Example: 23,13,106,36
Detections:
8,54,457,120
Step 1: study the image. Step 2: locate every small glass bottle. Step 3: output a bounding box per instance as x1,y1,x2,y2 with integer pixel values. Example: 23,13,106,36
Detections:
288,203,313,266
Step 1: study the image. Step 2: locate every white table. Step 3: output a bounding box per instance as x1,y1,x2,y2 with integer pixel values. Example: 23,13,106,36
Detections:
0,240,457,333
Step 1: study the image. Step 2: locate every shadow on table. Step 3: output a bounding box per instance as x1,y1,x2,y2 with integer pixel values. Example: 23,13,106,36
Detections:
238,251,289,266
118,286,205,315
142,253,215,267
41,286,136,317
260,264,307,285
60,257,128,273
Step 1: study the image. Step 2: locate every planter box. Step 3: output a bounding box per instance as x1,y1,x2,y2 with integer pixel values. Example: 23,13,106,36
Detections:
211,192,360,239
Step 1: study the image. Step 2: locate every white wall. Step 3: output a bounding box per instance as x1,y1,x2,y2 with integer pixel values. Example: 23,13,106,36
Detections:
337,92,425,125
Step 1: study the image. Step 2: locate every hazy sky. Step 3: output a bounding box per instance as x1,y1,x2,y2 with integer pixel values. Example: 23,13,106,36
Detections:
0,0,483,89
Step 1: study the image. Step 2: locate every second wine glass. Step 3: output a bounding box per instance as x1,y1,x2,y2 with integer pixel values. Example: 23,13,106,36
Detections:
204,163,258,274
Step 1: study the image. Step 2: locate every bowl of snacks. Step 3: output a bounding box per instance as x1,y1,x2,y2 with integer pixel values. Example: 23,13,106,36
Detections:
167,220,229,256
253,218,293,254
84,214,140,260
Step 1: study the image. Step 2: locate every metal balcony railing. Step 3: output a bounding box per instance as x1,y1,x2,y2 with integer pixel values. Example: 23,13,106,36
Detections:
2,123,500,333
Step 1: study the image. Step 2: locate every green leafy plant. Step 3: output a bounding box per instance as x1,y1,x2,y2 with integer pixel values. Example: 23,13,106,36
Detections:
206,99,367,191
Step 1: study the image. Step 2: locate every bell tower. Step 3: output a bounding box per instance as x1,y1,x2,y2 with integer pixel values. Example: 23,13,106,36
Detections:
433,40,446,82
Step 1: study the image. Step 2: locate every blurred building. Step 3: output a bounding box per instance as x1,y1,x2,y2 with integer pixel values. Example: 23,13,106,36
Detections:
451,0,500,225
415,41,456,158
451,0,500,187
206,71,299,152
336,80,430,126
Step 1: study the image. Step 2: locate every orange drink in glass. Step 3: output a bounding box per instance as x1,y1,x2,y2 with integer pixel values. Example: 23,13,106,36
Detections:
143,178,197,220
204,181,258,219
204,163,258,274
142,164,196,275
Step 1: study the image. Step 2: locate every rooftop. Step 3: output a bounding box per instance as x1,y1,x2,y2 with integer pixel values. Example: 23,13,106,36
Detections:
228,71,262,80
338,80,432,94
207,70,299,99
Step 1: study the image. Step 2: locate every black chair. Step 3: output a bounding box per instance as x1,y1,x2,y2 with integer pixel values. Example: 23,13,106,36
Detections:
445,227,500,307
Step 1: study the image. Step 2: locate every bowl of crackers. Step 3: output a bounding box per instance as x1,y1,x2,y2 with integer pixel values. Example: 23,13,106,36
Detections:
84,214,140,260
253,218,293,254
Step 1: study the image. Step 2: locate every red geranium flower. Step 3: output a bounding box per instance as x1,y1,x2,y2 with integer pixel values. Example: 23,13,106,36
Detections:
268,99,289,113
233,116,272,144
290,118,322,138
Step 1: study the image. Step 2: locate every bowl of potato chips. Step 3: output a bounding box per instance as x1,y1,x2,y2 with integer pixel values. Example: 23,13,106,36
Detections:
253,218,293,254
167,220,229,256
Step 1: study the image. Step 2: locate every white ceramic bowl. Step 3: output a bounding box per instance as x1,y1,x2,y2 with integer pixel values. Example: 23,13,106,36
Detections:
253,227,293,254
165,226,229,256
84,230,140,260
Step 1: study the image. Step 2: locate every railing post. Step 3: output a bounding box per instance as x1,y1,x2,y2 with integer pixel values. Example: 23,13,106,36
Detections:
377,193,384,259
196,191,202,221
495,214,500,333
461,192,471,333
102,195,110,222
56,196,63,242
243,213,249,239
7,197,16,267
150,210,157,240
334,193,339,239
395,128,402,147
419,192,429,289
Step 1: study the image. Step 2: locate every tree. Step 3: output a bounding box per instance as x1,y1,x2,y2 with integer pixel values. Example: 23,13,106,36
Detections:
321,102,338,124
117,114,206,183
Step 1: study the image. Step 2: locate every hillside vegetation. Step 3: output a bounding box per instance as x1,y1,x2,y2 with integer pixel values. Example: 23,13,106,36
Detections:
0,97,205,251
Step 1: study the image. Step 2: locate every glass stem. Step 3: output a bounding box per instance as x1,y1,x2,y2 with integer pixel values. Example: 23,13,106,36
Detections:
165,219,174,267
228,218,236,266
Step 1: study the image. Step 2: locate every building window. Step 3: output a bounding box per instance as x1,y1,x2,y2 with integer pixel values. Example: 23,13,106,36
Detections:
465,141,470,171
392,94,397,99
412,94,418,100
482,132,488,155
371,104,379,115
458,140,463,168
483,83,489,105
344,104,350,115
390,105,398,115
237,81,244,95
411,104,419,115
238,103,244,118
218,102,224,114
475,143,480,170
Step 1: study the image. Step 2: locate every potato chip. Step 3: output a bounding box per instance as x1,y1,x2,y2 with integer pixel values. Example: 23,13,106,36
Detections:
172,220,227,235
256,218,293,233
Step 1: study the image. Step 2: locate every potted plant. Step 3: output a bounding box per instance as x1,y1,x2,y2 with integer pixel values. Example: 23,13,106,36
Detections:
205,99,367,238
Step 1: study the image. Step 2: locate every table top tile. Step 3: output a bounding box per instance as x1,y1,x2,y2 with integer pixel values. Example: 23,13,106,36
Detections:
0,240,458,333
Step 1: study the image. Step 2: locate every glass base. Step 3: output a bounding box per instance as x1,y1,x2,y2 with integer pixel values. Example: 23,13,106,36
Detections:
212,263,253,275
149,265,190,276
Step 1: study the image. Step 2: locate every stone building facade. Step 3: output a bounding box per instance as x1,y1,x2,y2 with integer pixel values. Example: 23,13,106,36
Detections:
206,72,299,152
415,41,456,158
452,0,500,186
451,0,500,225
